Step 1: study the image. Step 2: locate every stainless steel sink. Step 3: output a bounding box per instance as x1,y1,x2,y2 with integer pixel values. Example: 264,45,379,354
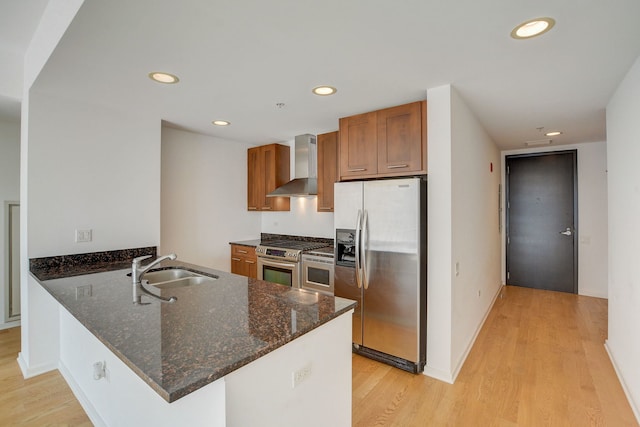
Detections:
139,267,218,289
152,276,217,289
143,268,200,284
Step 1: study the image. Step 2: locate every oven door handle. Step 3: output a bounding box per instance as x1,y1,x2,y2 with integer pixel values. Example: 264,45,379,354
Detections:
259,259,297,269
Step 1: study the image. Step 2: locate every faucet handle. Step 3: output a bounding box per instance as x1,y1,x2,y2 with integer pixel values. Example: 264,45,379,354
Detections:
132,255,152,265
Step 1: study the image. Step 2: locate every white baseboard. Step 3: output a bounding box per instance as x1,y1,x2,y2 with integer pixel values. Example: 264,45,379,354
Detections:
450,284,504,382
422,365,454,384
604,340,640,425
16,351,58,378
578,289,608,299
423,283,504,384
58,360,107,427
0,320,20,331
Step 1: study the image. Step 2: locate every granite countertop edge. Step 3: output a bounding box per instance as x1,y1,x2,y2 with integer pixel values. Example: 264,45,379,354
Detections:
30,260,355,403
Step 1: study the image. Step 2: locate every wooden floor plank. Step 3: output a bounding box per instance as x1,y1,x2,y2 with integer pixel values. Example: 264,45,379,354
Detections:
0,327,91,427
353,286,638,427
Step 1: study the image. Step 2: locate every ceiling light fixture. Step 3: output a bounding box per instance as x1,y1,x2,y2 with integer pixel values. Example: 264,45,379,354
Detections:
545,131,562,136
511,17,555,39
212,120,231,126
148,72,179,84
312,86,337,96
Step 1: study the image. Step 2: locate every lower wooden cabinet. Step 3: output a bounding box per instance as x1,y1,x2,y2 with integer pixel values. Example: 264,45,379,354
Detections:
230,245,257,278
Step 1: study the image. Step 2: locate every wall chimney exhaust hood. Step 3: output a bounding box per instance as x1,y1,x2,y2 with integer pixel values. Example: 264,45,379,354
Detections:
267,134,317,197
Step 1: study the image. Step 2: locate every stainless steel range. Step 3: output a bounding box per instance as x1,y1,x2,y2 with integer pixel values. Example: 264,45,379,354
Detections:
256,240,330,288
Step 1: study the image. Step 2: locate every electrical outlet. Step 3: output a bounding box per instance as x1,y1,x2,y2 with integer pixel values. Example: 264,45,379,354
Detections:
75,229,92,243
292,364,312,388
75,284,93,299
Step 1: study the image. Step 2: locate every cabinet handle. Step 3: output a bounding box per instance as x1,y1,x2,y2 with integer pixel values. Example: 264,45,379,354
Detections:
231,257,241,261
348,168,366,172
237,249,248,254
319,207,333,210
245,260,255,264
387,164,408,169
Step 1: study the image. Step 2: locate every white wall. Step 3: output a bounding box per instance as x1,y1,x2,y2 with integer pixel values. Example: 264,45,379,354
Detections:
160,127,261,270
27,92,160,257
0,119,21,329
261,197,334,239
450,88,502,378
425,85,453,380
501,142,609,298
19,0,87,374
424,85,502,383
605,55,640,422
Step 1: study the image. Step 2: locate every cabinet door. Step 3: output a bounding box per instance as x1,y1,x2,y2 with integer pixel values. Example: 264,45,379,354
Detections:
247,144,290,211
339,111,378,179
245,258,257,279
317,131,338,212
231,256,246,276
247,147,261,211
377,101,425,175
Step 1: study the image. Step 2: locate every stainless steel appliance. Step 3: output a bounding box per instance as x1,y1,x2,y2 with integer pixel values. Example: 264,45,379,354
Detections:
301,248,334,295
256,240,329,288
334,177,427,373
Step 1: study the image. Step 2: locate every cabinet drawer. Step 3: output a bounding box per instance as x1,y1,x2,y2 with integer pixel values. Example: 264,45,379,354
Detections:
232,245,255,258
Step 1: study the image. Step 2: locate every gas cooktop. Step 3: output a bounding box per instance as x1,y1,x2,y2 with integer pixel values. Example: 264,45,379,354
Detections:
258,240,329,252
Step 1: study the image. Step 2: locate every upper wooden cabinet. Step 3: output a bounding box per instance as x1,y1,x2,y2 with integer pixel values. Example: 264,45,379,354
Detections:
339,101,426,180
317,131,338,212
247,143,290,211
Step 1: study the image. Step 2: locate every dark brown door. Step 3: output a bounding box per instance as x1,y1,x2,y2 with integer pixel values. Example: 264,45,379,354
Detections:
506,151,577,293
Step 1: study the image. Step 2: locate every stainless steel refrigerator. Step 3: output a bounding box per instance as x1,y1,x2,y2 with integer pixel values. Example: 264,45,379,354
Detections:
334,177,426,373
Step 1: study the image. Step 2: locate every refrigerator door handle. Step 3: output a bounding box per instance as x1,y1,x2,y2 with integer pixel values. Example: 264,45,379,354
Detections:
362,210,369,289
355,209,363,289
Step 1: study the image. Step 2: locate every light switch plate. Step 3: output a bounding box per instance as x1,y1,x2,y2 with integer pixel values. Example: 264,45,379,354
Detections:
75,229,92,242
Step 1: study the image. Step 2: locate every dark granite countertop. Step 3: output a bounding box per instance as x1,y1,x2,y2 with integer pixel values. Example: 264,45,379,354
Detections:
31,258,355,403
228,239,261,247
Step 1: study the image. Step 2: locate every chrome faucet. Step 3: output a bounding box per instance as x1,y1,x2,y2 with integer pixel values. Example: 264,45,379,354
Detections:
132,254,178,305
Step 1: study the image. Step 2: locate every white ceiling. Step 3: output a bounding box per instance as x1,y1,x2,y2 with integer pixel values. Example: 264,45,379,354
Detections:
0,0,49,119
4,0,640,149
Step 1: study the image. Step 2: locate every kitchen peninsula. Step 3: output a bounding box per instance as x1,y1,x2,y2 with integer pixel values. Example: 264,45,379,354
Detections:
29,248,355,427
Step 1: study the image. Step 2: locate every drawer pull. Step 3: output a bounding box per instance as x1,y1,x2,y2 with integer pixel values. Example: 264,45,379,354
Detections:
245,260,255,264
387,164,408,169
231,257,241,261
237,249,248,254
319,207,333,211
348,168,366,172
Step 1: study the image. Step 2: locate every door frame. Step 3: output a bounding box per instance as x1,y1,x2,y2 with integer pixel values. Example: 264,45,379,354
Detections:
505,150,578,293
5,201,20,322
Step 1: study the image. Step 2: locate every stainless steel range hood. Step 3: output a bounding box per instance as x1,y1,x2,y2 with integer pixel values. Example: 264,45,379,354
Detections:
267,134,317,197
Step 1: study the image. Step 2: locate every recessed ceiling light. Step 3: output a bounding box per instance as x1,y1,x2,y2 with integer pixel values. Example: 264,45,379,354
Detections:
212,120,231,126
148,72,179,84
545,131,562,136
312,86,337,96
511,17,555,39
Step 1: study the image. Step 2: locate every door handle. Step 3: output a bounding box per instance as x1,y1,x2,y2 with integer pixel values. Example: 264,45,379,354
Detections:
559,228,572,236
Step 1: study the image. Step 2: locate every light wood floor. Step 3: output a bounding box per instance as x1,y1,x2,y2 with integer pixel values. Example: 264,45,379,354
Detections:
0,327,91,426
1,286,637,426
353,285,638,426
